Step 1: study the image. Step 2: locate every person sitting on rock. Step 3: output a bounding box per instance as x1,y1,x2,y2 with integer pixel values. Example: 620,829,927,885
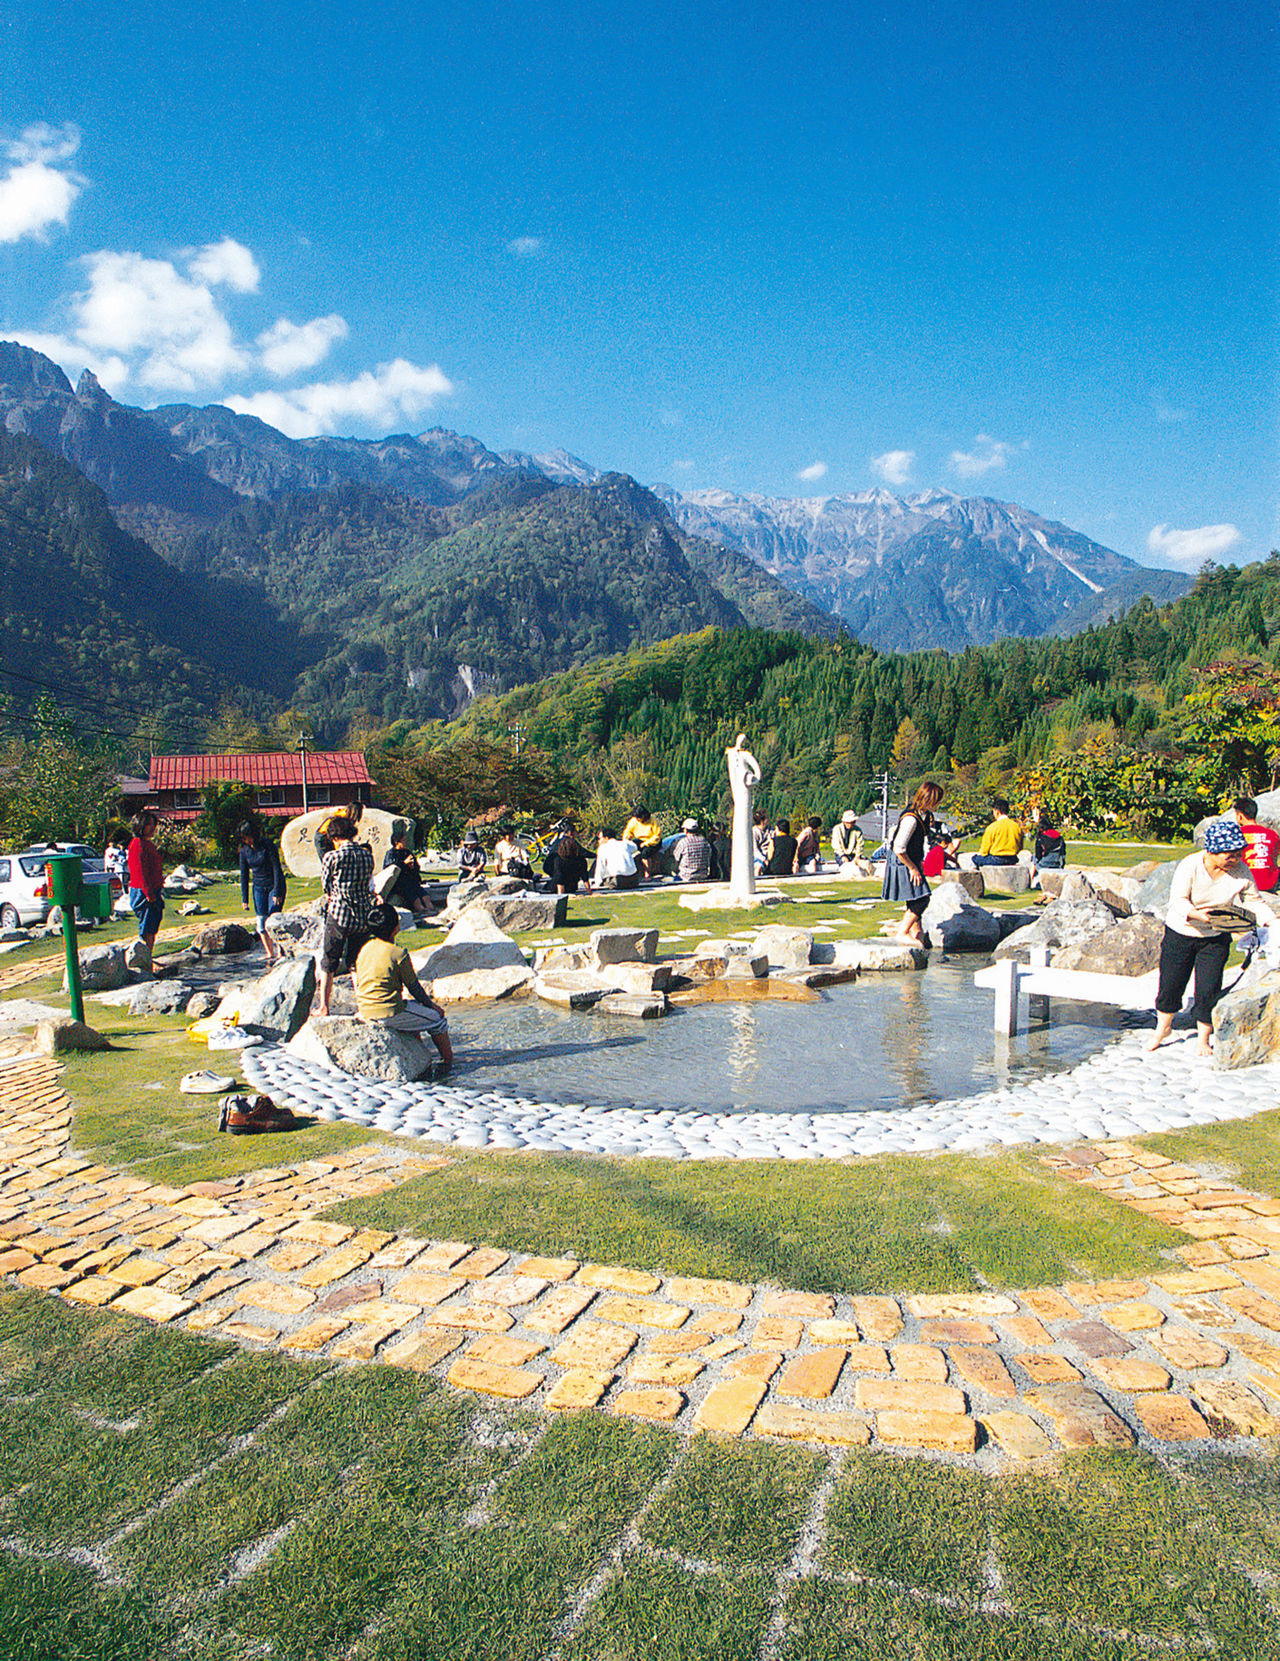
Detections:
318,816,374,1016
382,834,432,916
766,819,798,877
922,831,962,880
623,805,664,879
355,902,452,1071
494,830,535,883
457,830,486,882
592,827,640,890
831,811,864,868
795,816,823,875
974,798,1024,867
1229,797,1280,892
1031,809,1067,885
672,818,711,882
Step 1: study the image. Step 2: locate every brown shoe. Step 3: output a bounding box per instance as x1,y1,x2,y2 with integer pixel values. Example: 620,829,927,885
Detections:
222,1093,296,1134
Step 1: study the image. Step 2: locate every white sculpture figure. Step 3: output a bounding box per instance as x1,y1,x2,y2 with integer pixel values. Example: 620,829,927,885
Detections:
726,733,762,902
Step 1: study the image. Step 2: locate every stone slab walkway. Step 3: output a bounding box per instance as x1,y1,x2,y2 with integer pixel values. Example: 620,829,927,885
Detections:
244,1026,1280,1159
4,1052,1280,1463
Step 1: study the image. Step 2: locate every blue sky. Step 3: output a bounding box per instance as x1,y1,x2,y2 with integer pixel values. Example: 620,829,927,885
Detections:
2,0,1276,571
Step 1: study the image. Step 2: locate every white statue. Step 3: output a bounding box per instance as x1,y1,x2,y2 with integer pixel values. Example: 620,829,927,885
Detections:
726,733,762,901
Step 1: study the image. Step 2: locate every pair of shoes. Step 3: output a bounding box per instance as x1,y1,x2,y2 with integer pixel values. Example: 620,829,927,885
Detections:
181,1070,236,1094
219,1093,297,1134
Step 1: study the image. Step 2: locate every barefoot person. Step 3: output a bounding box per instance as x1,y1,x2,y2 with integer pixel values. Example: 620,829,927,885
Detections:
318,815,374,1015
882,782,944,944
1146,818,1278,1057
126,810,165,954
355,902,453,1071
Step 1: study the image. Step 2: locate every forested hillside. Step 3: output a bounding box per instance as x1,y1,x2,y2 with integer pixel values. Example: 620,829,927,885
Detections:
379,557,1280,835
0,432,309,747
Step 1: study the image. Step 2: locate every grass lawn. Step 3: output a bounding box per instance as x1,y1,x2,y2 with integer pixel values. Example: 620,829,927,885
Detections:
0,1289,1276,1661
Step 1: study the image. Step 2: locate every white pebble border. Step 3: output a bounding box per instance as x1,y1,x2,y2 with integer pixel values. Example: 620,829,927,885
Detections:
243,1029,1280,1161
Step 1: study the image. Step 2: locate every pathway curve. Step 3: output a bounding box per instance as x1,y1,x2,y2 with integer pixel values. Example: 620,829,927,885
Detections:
3,1051,1280,1462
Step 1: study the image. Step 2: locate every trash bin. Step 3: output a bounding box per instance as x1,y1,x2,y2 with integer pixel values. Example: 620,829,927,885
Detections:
44,853,83,909
77,879,113,921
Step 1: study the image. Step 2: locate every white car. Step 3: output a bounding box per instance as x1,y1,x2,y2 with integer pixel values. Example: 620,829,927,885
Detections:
0,846,119,929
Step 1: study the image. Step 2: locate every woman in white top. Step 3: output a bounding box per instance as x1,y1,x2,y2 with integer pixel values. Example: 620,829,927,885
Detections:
1146,817,1278,1056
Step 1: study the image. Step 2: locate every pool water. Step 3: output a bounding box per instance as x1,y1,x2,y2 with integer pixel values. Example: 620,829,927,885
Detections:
444,957,1134,1115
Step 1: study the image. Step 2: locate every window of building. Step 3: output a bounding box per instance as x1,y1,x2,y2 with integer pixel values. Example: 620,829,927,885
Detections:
309,786,331,805
257,789,285,808
175,791,201,810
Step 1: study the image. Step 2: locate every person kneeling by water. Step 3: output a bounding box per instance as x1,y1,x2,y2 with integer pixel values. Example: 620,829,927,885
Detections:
355,902,453,1071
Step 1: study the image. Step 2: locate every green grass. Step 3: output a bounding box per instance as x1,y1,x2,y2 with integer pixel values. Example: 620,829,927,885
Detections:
643,1436,825,1568
1,1292,1277,1660
1140,1104,1280,1199
330,1143,1180,1295
823,1450,990,1600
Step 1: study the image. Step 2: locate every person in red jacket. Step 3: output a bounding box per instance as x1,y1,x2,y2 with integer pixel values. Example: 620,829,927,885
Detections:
126,810,165,950
1230,797,1280,891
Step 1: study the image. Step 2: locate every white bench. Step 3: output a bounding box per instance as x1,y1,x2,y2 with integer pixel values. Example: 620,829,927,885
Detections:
974,947,1156,1036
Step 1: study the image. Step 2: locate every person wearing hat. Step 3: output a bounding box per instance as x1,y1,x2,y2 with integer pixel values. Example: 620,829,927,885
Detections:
457,829,486,882
831,811,864,869
1147,818,1279,1056
672,817,711,882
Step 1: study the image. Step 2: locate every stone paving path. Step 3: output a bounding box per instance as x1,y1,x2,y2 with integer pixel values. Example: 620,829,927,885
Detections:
4,1052,1280,1463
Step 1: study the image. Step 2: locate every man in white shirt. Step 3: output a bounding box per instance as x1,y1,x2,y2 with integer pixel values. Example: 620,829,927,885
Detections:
592,827,640,890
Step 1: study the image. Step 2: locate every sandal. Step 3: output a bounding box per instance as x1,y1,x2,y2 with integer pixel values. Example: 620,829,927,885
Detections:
181,1070,236,1094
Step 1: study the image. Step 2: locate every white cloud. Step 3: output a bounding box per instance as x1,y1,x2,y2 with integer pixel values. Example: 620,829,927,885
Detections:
186,237,260,293
870,449,914,487
948,433,1016,479
224,359,455,438
798,461,828,482
507,236,543,256
1155,398,1189,424
0,122,83,243
256,314,348,376
1146,522,1242,570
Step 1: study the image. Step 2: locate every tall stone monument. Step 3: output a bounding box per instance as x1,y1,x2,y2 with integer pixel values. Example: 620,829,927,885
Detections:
726,733,762,903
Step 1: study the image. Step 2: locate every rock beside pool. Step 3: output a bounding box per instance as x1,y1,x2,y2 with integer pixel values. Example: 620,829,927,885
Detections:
934,869,985,901
595,992,667,1018
535,971,611,1010
1058,914,1164,976
63,942,128,994
1132,860,1181,921
1213,964,1280,1069
128,980,192,1015
922,886,1003,952
461,892,567,934
751,924,814,970
590,927,659,966
286,1016,432,1081
268,909,324,958
210,957,316,1041
723,949,769,979
970,862,1032,895
838,941,928,972
411,910,532,1002
192,922,255,956
993,874,1116,966
607,961,672,995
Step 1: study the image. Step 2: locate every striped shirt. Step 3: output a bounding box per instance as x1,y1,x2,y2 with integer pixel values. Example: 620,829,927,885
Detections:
322,841,374,932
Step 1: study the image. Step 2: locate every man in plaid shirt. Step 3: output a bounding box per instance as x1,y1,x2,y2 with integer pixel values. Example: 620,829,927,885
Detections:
318,816,375,1013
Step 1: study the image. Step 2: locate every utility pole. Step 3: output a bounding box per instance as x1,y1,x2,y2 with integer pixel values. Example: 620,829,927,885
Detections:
298,729,314,815
866,769,896,845
508,722,524,759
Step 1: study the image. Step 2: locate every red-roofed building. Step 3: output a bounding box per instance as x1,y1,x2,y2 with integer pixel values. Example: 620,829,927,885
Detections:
147,752,373,823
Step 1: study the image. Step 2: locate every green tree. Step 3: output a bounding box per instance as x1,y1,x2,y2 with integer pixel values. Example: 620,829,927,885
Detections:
196,781,262,862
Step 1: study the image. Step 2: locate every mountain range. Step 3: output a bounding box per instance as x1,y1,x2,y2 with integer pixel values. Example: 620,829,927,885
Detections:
0,340,1190,733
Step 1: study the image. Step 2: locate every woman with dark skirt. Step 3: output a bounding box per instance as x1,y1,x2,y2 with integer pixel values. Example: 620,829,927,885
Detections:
882,781,944,945
1146,817,1277,1058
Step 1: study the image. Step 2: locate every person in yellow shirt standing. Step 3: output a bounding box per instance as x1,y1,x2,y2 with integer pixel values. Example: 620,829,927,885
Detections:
973,798,1024,868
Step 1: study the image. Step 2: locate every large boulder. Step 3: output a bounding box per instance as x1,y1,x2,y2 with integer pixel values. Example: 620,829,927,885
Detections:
1057,913,1165,975
35,1018,111,1054
589,928,658,966
1132,860,1182,920
1058,868,1131,918
286,1016,431,1081
444,878,491,917
934,868,985,901
192,922,255,956
123,939,152,975
411,910,533,1001
993,873,1117,965
836,940,928,971
1213,964,1280,1069
212,957,316,1041
280,807,411,880
535,971,611,1010
975,863,1032,895
63,943,127,994
128,981,192,1015
461,892,567,934
921,885,1002,952
751,924,814,971
268,908,324,958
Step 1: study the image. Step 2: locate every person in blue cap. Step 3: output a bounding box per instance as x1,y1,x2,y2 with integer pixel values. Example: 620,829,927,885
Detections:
1146,817,1278,1056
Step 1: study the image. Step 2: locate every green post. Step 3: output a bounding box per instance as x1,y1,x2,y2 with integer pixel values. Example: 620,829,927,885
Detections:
44,854,84,1026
